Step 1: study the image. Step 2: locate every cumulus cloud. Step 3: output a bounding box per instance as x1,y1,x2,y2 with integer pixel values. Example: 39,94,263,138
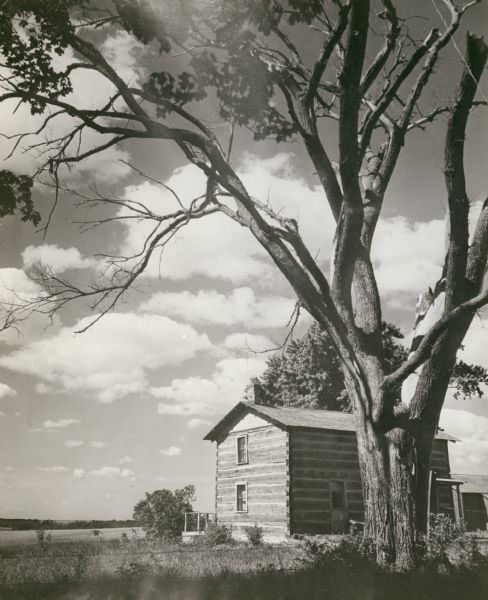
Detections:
372,217,445,302
0,384,16,399
140,288,295,329
37,466,68,473
153,357,267,417
440,409,488,474
160,446,182,457
22,245,98,273
0,313,213,403
0,268,58,346
187,418,212,429
41,419,81,430
72,466,134,479
0,410,6,418
119,456,134,465
89,467,134,479
0,30,146,180
222,332,276,355
65,440,83,448
92,441,108,449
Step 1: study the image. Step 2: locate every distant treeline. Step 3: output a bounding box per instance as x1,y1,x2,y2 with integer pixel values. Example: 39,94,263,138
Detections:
0,518,139,531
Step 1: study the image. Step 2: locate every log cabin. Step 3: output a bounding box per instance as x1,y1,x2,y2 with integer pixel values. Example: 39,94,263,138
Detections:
203,390,460,540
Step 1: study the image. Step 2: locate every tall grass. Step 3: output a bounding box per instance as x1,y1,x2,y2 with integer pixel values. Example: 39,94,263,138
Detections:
0,536,303,587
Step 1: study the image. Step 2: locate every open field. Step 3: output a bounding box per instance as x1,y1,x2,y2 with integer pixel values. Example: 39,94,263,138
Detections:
0,533,304,588
0,527,144,547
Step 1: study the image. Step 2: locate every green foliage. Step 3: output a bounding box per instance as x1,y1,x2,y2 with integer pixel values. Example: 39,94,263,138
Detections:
0,171,40,225
202,521,233,546
133,485,195,540
245,524,264,547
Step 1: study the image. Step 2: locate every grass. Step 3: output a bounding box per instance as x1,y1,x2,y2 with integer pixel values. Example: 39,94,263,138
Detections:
0,535,303,587
1,531,488,600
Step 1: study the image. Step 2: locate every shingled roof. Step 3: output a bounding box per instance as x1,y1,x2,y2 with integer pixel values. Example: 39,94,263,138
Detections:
203,402,458,442
451,473,488,493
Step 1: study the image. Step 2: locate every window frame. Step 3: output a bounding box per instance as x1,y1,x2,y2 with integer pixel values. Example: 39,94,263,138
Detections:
330,480,347,511
236,482,248,513
236,434,248,465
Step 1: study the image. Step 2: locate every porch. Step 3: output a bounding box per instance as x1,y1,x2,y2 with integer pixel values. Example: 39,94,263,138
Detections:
182,512,216,542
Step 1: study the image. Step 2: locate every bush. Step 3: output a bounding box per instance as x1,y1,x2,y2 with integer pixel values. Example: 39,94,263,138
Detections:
302,532,376,571
245,524,264,547
203,521,233,546
421,513,488,572
133,485,195,540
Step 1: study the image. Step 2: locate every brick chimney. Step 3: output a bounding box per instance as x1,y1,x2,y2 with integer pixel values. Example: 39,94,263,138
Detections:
244,382,264,404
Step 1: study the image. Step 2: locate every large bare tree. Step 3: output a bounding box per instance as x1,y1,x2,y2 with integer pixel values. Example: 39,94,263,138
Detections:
1,0,487,568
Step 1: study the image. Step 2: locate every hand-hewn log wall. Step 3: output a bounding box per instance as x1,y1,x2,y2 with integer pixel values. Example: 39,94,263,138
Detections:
289,429,363,534
215,425,289,538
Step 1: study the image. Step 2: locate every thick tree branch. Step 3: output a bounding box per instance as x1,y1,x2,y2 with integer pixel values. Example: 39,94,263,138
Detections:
444,33,488,310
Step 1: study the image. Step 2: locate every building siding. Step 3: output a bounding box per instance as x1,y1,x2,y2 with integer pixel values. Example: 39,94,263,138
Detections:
212,411,455,536
289,429,363,534
215,425,289,538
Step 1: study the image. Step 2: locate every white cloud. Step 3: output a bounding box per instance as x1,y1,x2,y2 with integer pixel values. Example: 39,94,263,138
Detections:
0,384,16,399
153,357,267,417
160,446,182,457
0,410,6,418
37,466,68,473
440,409,488,474
372,217,445,300
73,468,85,479
5,466,14,472
119,456,134,465
0,268,58,346
22,245,97,274
0,30,147,180
0,313,213,403
35,383,52,394
141,288,295,329
92,441,108,449
89,467,134,479
64,440,83,448
41,419,81,430
222,333,276,354
187,418,212,429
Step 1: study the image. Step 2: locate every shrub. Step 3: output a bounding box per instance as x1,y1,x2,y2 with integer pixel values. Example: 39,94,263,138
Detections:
245,524,264,547
302,532,375,571
133,485,195,540
203,521,233,546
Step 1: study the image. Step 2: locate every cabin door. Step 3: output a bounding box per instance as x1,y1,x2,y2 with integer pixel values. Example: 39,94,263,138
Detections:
330,481,348,533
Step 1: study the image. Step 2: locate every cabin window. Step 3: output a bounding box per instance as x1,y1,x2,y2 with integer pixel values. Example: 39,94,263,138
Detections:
236,435,248,464
236,483,248,512
331,481,346,510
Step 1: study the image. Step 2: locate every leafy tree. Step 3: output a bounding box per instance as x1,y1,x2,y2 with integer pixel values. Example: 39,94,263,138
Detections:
0,171,40,225
0,0,487,568
255,322,486,410
133,485,195,540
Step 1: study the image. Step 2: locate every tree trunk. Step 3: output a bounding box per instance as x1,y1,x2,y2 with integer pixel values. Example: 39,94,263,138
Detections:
355,416,416,569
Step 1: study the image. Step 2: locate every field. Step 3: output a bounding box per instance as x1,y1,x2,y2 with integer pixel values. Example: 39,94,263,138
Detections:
0,528,304,587
0,527,144,546
1,529,488,600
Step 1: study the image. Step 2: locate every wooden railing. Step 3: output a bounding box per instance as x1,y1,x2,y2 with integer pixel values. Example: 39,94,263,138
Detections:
183,512,216,533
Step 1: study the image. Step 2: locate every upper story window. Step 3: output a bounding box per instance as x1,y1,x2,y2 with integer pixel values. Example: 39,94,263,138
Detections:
331,480,346,510
236,434,248,464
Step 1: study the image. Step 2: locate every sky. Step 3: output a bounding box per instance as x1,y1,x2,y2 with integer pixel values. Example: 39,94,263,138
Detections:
0,1,488,520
